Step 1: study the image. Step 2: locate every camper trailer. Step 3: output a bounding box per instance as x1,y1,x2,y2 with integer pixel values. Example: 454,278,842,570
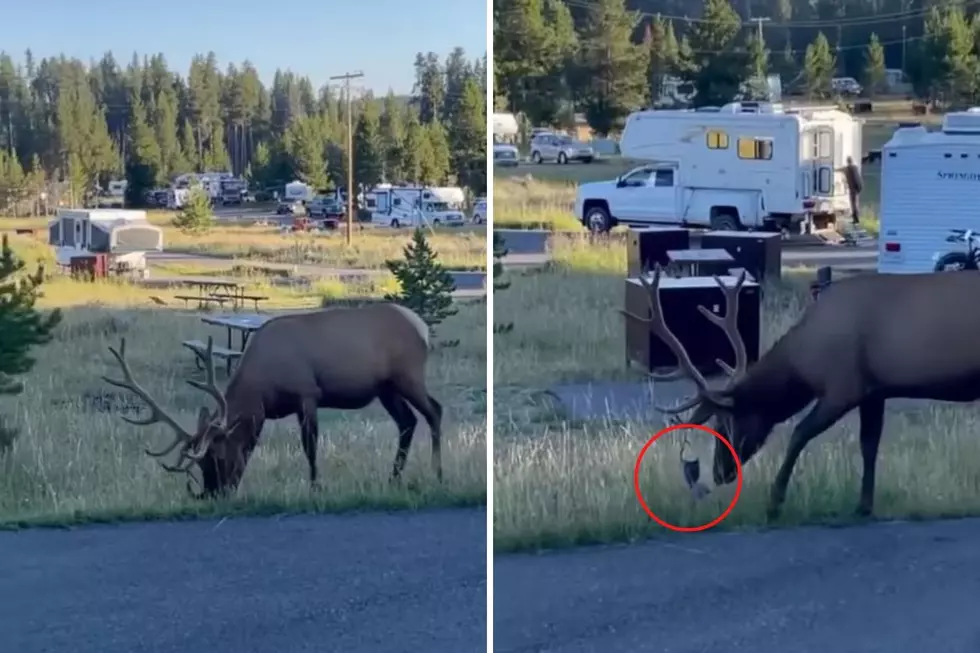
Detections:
366,185,466,228
284,180,315,203
575,101,861,233
878,110,980,274
48,209,163,274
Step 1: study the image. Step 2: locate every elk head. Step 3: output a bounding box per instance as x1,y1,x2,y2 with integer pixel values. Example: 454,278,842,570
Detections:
627,266,771,487
102,337,248,498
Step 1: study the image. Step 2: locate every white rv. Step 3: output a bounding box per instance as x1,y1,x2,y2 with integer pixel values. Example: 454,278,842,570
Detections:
366,185,466,228
284,180,315,203
574,101,862,233
878,110,980,274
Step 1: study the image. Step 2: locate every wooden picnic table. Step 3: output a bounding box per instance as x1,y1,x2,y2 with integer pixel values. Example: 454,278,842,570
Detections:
174,277,258,311
183,313,272,375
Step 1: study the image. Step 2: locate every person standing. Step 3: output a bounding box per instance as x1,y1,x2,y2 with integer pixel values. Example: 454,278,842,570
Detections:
844,156,863,226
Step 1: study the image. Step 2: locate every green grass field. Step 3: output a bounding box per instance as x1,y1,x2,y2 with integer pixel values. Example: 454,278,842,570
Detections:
0,219,488,527
492,226,980,553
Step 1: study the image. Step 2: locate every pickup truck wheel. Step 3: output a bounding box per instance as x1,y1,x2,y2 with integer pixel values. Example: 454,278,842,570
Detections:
710,212,741,231
585,206,612,233
558,152,568,164
531,151,543,164
391,219,401,228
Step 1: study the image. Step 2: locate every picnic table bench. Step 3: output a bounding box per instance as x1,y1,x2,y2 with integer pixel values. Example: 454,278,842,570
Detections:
209,292,269,311
181,339,244,369
174,294,232,309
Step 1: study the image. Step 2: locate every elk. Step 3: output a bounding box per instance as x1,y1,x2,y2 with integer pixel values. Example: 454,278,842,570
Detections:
632,266,980,520
102,303,443,498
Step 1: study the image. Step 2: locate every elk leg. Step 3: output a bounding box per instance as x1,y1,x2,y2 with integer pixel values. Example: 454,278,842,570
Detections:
855,397,885,517
296,400,320,486
768,399,851,520
379,391,418,481
403,392,443,482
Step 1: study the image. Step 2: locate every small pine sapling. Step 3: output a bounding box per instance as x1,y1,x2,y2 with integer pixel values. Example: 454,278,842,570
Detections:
384,227,458,346
171,187,215,233
492,231,513,334
0,235,62,451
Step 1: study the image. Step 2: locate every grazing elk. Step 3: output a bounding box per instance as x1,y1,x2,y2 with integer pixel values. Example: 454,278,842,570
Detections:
102,303,443,498
632,266,980,520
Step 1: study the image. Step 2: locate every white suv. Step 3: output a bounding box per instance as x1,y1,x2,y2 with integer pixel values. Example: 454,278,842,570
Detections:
530,133,595,164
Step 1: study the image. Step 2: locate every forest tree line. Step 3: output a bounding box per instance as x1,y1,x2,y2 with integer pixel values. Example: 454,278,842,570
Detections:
494,0,980,134
0,47,487,211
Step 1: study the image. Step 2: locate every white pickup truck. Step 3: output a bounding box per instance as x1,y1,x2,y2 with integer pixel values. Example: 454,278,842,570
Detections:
574,103,861,234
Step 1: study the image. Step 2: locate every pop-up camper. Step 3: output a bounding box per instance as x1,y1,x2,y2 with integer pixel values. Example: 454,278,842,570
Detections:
48,209,163,273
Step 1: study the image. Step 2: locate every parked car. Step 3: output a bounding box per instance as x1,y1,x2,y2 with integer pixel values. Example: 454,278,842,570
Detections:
530,132,595,164
493,143,520,167
307,196,345,219
472,197,487,224
277,199,305,215
832,77,863,96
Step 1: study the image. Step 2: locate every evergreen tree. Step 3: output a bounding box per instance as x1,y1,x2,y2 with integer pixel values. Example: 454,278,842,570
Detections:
863,33,887,97
450,77,486,194
0,235,61,449
492,232,513,334
645,15,670,105
172,187,214,232
686,0,745,107
744,31,770,99
420,120,452,185
353,100,383,187
379,92,406,182
401,111,426,184
577,0,649,135
804,32,836,99
384,228,458,337
125,90,162,207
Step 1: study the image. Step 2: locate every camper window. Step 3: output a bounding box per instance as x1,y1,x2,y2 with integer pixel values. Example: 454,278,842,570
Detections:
706,130,729,149
737,137,773,160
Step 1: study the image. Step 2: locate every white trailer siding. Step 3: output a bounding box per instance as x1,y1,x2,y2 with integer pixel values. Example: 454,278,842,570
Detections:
878,121,980,274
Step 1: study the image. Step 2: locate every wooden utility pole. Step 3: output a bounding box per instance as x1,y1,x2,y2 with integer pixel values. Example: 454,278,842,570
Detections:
329,70,364,246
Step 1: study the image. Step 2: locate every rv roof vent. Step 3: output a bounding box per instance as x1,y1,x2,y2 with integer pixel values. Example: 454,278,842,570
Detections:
897,121,921,129
942,111,980,134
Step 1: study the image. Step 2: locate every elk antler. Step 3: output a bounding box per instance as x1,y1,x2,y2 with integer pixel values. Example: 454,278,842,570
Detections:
102,337,227,475
622,265,749,416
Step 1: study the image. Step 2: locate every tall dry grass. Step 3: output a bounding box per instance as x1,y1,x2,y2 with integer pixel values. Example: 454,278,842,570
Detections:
493,240,980,552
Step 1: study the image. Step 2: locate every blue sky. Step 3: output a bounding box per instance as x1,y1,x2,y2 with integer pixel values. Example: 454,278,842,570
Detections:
1,0,487,94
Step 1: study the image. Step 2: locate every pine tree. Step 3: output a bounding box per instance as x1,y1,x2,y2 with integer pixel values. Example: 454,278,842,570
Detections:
421,120,451,185
0,235,61,449
744,31,770,99
492,232,513,335
353,100,384,187
172,187,214,233
450,77,486,194
863,33,887,97
687,0,746,107
384,227,458,336
804,32,836,99
577,0,649,135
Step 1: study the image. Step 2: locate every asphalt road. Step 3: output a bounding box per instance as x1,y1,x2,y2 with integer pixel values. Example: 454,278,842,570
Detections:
494,517,980,653
0,508,486,653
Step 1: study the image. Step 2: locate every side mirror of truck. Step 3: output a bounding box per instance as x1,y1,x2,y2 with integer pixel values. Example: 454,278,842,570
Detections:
615,177,627,188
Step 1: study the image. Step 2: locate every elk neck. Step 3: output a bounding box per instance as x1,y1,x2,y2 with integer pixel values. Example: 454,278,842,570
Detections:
222,364,267,452
731,338,814,425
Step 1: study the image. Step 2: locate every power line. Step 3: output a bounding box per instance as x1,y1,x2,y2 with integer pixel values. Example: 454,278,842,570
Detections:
329,70,364,247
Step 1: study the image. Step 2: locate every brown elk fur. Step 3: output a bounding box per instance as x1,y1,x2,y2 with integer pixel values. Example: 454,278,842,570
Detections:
103,303,442,497
633,268,980,521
